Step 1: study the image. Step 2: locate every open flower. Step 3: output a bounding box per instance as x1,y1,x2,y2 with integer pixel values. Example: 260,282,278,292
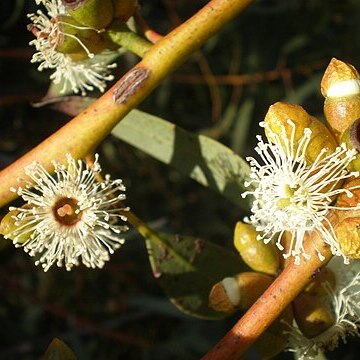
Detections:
288,258,360,359
3,154,128,271
242,120,359,264
28,0,115,95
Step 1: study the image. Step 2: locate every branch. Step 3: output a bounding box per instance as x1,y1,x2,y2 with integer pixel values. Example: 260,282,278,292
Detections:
0,0,252,209
201,218,335,360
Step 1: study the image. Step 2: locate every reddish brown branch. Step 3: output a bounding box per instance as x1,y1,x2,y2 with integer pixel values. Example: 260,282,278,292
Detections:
202,228,334,359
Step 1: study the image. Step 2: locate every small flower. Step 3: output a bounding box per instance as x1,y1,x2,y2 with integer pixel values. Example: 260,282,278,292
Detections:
242,120,359,264
4,154,128,271
288,258,360,359
28,0,116,95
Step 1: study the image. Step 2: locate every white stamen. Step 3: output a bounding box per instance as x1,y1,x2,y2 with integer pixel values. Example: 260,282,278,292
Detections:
287,258,360,359
243,120,359,264
5,153,128,271
28,0,116,95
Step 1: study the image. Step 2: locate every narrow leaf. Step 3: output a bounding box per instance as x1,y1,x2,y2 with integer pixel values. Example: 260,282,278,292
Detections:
112,109,251,210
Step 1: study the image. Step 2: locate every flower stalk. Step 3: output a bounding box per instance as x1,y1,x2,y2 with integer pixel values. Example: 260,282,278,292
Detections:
105,21,152,58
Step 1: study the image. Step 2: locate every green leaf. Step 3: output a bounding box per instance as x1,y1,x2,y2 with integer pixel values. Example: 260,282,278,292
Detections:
112,109,251,210
42,338,77,360
145,231,247,319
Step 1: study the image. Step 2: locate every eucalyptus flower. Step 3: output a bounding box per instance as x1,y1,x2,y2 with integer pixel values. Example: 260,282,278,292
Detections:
242,120,359,264
28,0,115,95
3,154,128,271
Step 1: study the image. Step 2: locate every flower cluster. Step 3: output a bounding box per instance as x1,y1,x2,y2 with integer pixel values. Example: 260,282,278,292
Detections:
28,0,116,95
3,154,128,271
242,120,359,265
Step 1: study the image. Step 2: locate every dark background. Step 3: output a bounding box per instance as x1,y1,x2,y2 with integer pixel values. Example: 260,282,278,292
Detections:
1,0,360,359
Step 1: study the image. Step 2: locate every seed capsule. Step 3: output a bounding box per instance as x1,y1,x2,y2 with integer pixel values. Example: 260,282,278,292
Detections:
321,58,360,141
264,102,338,163
234,222,280,275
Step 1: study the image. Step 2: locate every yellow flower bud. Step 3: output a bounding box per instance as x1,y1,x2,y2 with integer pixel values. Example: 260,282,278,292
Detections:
112,0,138,22
334,178,360,259
208,278,238,313
208,272,273,313
293,292,335,338
0,208,30,244
335,217,360,259
63,0,114,29
321,58,360,141
264,102,338,163
233,222,280,275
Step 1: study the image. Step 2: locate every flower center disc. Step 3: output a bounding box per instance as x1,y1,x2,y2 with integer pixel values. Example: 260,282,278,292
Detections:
53,197,81,225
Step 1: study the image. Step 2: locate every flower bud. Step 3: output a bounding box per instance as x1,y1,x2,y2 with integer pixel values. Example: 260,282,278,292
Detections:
55,15,107,57
63,0,114,29
334,178,360,258
112,0,138,22
254,305,293,359
208,272,273,313
341,118,360,171
334,217,360,259
0,208,30,244
264,102,338,163
233,222,280,275
321,58,360,141
293,292,335,338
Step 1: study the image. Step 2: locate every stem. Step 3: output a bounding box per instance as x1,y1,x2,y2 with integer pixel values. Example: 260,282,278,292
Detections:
134,11,163,44
201,227,334,360
126,211,156,241
105,21,153,57
0,0,252,209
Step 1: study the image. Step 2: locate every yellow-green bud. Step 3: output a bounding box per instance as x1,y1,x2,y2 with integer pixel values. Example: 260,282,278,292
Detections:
264,102,338,164
233,222,280,275
63,0,114,29
321,58,360,141
208,272,274,313
112,0,138,21
293,292,335,338
0,209,29,244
